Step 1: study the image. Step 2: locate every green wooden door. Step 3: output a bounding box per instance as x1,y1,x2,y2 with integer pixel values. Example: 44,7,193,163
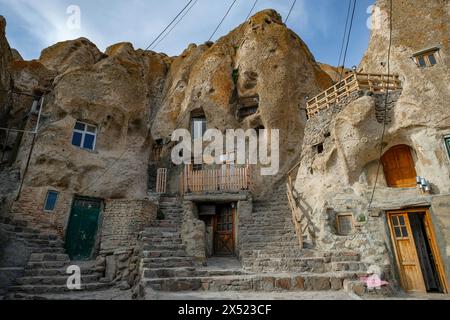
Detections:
65,198,102,261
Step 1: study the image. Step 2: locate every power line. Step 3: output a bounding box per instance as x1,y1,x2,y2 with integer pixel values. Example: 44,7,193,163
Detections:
338,0,357,81
208,0,238,42
368,0,394,209
144,0,194,51
285,0,297,23
152,0,199,50
337,0,353,75
245,0,258,21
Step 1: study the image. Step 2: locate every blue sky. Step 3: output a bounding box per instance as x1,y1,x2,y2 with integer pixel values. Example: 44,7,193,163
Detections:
0,0,375,67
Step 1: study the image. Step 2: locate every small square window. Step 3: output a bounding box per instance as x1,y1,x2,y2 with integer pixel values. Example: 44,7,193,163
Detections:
74,122,86,131
44,191,59,212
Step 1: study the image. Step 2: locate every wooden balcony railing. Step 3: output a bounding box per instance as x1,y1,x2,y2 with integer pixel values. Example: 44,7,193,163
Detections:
306,72,402,118
156,168,167,194
181,164,251,194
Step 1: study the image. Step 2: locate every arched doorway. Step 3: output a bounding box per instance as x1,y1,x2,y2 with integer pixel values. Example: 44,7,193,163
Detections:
381,145,417,188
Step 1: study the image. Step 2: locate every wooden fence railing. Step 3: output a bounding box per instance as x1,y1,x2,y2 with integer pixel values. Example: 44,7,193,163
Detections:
156,168,167,194
286,162,303,248
307,72,402,118
181,164,251,194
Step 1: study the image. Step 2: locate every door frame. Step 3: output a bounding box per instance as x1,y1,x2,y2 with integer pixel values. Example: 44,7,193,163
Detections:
387,208,449,293
65,196,104,260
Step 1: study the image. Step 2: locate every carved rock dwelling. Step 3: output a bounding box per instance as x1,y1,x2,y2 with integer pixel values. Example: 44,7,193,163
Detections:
0,1,449,300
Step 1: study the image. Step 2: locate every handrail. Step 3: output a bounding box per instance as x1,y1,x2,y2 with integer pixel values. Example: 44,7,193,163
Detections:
306,72,402,119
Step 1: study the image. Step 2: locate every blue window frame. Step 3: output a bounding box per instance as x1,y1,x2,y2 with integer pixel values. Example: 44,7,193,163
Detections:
71,121,97,151
44,191,59,212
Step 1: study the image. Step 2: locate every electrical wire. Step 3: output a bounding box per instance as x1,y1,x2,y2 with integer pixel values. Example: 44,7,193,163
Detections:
208,0,238,42
144,0,195,51
338,0,357,82
368,0,394,209
337,0,353,79
152,0,199,50
285,0,297,23
245,0,258,21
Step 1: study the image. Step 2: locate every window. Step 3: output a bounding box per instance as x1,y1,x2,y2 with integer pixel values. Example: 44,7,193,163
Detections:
72,121,97,150
44,191,59,212
192,117,207,140
336,214,354,236
391,215,409,239
413,48,439,68
445,136,450,159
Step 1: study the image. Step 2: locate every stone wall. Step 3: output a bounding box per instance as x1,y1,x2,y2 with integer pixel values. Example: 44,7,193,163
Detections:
0,167,20,216
11,186,73,236
430,195,450,285
100,199,157,252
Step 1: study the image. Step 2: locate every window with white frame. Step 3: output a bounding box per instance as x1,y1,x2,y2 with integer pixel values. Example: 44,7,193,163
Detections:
71,121,97,151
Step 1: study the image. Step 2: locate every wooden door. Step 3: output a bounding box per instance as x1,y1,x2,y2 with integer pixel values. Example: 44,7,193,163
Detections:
214,205,235,256
381,145,417,188
388,213,426,292
65,198,102,261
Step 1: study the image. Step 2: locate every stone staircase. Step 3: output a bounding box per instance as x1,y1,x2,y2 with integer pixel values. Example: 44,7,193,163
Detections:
138,193,367,297
0,217,109,299
239,183,366,275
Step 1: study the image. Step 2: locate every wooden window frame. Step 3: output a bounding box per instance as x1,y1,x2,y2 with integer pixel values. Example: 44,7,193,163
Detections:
336,213,354,236
413,49,440,68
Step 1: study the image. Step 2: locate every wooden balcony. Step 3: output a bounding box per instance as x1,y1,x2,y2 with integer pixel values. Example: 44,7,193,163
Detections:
181,164,251,195
306,72,402,119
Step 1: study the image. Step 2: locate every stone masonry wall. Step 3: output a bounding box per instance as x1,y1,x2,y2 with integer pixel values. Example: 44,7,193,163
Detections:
11,186,73,236
100,199,156,252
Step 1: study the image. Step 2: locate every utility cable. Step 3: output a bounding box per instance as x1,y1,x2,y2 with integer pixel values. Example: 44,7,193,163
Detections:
285,0,297,23
145,0,194,51
152,0,199,50
208,0,238,42
245,0,258,21
368,0,394,209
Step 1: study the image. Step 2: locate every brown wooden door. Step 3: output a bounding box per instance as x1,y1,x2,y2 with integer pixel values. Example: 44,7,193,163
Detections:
388,213,426,292
381,145,417,188
214,205,235,256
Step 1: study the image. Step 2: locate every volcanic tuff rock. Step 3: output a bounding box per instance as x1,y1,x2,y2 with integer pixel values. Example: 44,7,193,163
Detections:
0,16,13,122
16,41,169,199
292,0,450,266
152,9,332,193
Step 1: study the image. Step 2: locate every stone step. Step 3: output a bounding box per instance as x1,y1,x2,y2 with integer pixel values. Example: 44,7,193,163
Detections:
28,247,66,254
8,283,111,294
142,272,363,292
140,238,182,245
15,274,100,286
143,244,187,251
26,261,69,269
24,267,99,277
242,257,326,273
329,261,367,272
29,253,70,262
143,250,188,258
142,257,194,268
143,267,197,279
